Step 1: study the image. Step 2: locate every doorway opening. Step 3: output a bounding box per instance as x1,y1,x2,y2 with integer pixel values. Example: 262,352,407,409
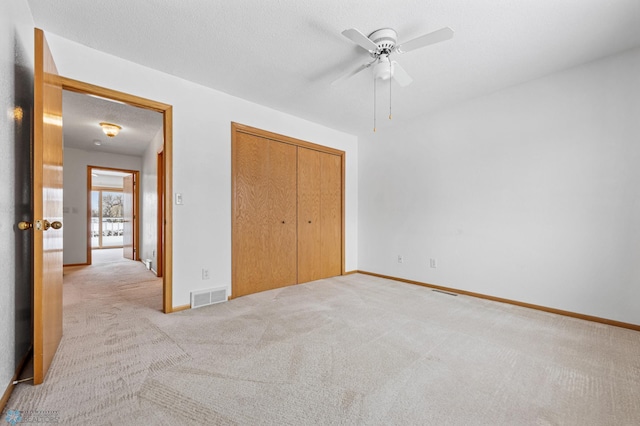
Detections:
87,167,140,263
61,77,174,313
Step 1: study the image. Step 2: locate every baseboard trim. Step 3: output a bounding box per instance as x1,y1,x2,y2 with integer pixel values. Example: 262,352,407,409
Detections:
171,304,191,313
343,270,358,275
0,379,13,414
0,347,32,412
357,271,640,332
63,262,88,267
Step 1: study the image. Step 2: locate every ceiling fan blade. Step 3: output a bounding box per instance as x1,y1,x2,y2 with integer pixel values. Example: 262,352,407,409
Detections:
391,61,413,87
331,59,376,86
341,28,379,52
396,27,454,54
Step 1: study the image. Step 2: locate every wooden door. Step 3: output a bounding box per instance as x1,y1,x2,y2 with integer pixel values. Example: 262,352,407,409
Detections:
297,148,322,283
320,152,342,277
233,133,298,297
232,123,344,297
33,28,64,385
298,148,342,283
267,140,298,288
123,174,134,259
234,132,270,297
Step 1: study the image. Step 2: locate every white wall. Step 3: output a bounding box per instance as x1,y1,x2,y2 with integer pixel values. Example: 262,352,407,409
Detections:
0,0,34,396
140,128,164,271
47,33,359,307
359,48,640,325
63,147,142,264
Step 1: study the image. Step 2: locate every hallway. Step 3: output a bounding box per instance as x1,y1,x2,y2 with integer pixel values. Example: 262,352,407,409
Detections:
65,248,162,311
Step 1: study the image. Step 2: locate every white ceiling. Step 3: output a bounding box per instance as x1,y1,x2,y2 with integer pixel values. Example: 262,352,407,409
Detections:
29,0,640,136
63,90,162,156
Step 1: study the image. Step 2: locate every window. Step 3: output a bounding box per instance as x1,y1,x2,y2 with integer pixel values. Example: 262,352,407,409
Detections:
91,189,125,248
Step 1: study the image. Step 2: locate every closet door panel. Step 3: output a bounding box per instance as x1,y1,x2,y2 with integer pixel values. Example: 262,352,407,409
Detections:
297,148,322,283
320,152,342,278
233,133,270,297
268,140,298,288
233,123,344,297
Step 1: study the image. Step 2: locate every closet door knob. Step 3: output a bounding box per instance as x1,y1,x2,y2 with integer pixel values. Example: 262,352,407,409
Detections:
308,220,312,224
282,221,285,224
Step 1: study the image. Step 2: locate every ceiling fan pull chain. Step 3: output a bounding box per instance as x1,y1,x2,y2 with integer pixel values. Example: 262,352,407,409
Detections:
373,74,377,132
389,60,392,120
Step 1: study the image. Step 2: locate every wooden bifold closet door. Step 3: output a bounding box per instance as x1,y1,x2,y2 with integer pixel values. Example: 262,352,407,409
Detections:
297,148,342,283
233,132,297,298
232,124,343,298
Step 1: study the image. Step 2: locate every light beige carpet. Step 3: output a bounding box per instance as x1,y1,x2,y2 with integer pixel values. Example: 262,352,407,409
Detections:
6,252,640,425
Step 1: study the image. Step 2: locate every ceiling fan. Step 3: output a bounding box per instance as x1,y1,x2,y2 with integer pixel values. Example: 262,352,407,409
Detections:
332,26,454,87
333,25,454,131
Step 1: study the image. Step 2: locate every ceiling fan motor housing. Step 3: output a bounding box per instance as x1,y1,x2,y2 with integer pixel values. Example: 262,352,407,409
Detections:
368,28,398,55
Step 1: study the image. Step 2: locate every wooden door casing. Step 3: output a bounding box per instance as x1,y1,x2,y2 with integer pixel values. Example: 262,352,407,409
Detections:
156,151,164,277
33,28,64,385
60,77,173,313
123,173,134,259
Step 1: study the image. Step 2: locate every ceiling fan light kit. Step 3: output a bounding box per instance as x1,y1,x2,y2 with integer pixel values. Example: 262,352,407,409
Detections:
373,56,393,81
334,25,454,131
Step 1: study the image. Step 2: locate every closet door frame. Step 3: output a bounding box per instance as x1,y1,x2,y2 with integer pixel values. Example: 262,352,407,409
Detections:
231,122,345,298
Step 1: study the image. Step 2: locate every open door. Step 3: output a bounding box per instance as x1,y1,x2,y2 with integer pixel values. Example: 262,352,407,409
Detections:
122,173,134,260
32,28,64,385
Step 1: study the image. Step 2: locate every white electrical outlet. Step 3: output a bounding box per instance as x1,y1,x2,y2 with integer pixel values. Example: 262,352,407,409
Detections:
202,268,210,280
397,255,403,264
175,193,183,205
430,258,437,268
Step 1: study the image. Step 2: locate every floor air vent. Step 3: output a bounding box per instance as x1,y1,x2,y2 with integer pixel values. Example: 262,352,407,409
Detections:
191,287,227,309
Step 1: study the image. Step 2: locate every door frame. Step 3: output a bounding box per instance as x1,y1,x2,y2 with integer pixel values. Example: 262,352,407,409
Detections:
231,122,346,298
61,76,174,313
156,150,165,277
86,166,140,261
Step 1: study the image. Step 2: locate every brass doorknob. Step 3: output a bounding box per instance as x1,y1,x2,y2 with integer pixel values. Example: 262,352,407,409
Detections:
43,220,62,230
18,221,33,230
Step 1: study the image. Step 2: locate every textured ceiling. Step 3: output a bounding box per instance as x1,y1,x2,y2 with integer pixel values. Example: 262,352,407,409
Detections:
63,90,163,156
29,0,640,136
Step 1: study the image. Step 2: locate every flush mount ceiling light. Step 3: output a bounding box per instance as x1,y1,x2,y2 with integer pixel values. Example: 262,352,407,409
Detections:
99,122,122,137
